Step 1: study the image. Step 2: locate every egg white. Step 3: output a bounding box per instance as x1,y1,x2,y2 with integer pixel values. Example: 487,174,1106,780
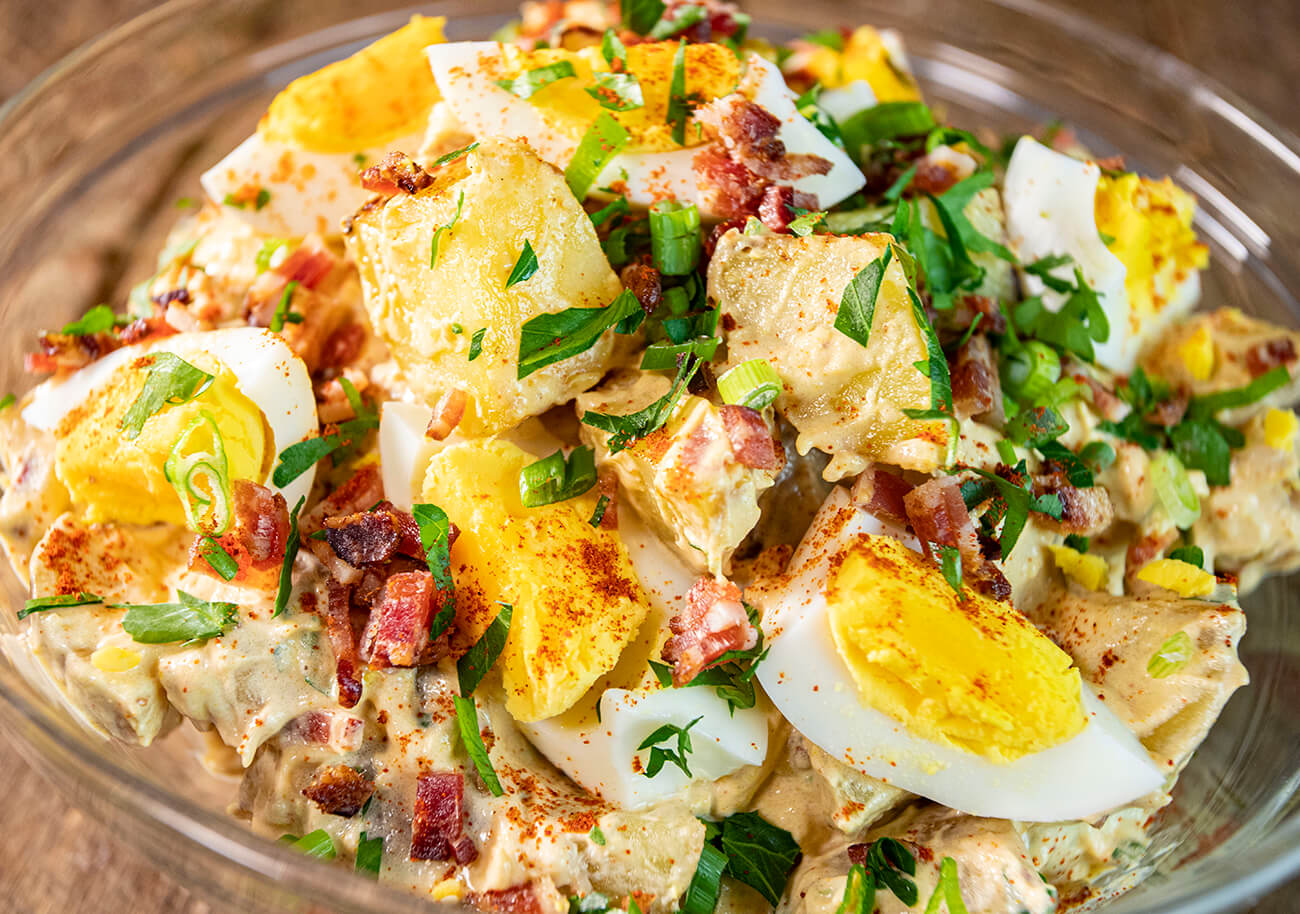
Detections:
750,485,1164,822
518,506,770,809
199,128,426,238
23,328,319,512
425,42,865,215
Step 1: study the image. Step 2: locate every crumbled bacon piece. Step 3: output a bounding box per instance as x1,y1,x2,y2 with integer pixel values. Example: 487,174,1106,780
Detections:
426,389,468,441
468,886,542,914
150,288,192,308
951,334,1003,422
318,323,367,374
188,480,290,588
693,146,766,221
320,579,365,709
705,217,748,260
904,475,982,567
325,504,423,568
118,315,178,345
361,151,435,196
657,0,748,42
411,771,477,863
1035,473,1114,536
849,466,913,529
1094,155,1126,172
662,577,756,687
276,236,336,290
621,262,663,313
720,405,783,471
595,469,619,530
912,158,960,196
303,764,374,818
360,570,451,668
758,185,796,232
1079,374,1127,422
1245,337,1297,376
28,331,120,374
283,710,364,752
1145,391,1189,428
1126,528,1178,580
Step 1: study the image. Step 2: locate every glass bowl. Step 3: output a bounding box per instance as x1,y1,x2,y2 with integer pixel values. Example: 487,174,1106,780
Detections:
0,1,1296,912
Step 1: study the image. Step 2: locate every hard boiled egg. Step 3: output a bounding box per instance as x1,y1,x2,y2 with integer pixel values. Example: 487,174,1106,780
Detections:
23,328,318,525
518,507,769,809
1003,137,1206,374
425,41,864,214
750,486,1163,822
200,16,447,237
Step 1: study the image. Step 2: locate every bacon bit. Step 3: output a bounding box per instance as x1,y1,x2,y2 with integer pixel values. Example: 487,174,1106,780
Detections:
951,334,1004,421
360,570,450,668
150,288,192,308
693,146,766,221
303,764,374,818
911,158,960,196
967,561,1012,601
1079,374,1127,422
1126,528,1178,580
847,843,868,866
1245,337,1297,376
1035,474,1114,536
698,95,834,186
276,236,336,290
321,579,364,709
318,323,367,374
904,476,982,567
188,481,289,588
411,771,477,863
758,185,796,232
621,262,663,314
1094,155,1126,172
426,389,468,441
118,315,178,346
324,503,423,567
657,0,747,42
720,405,783,471
849,466,913,529
468,886,543,914
361,151,435,196
1145,391,1189,428
596,469,619,530
283,710,364,752
662,577,756,687
304,466,386,537
29,331,120,374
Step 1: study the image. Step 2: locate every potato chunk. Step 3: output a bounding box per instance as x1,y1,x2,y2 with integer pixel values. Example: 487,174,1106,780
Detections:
577,370,781,575
346,138,624,435
708,231,950,480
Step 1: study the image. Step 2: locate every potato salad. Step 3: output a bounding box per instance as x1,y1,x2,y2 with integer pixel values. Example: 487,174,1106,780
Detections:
4,2,1298,913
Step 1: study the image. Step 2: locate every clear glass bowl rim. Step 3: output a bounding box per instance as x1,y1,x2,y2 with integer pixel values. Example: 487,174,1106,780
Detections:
0,0,1296,912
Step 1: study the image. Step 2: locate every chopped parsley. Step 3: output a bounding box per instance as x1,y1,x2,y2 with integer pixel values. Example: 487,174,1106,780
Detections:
61,304,127,336
18,592,104,620
710,812,802,906
120,353,215,440
281,829,336,859
834,247,893,348
1169,544,1205,568
517,290,641,379
273,497,304,617
666,39,691,146
272,391,379,486
637,717,701,778
412,502,456,614
939,544,964,599
589,825,606,846
355,832,383,878
496,61,578,98
582,353,701,453
430,191,465,268
587,72,644,111
588,495,612,528
198,536,239,581
506,240,540,288
457,602,512,696
268,279,302,332
113,590,238,644
468,327,487,361
454,695,505,796
620,0,667,35
431,141,479,168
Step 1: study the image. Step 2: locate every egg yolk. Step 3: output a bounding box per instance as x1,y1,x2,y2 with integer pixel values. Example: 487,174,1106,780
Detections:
500,42,741,151
1095,172,1209,322
826,536,1086,764
55,354,268,529
260,15,447,153
798,26,920,101
422,439,650,722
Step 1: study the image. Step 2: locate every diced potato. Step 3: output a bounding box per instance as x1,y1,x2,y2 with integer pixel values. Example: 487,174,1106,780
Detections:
708,231,950,479
577,370,779,576
422,439,651,721
346,138,624,436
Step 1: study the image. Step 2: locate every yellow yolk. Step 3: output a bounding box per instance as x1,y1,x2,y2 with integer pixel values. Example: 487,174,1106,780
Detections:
1177,323,1216,381
799,26,920,100
55,355,268,529
261,15,447,153
826,536,1086,764
422,439,650,722
1095,172,1209,321
1136,558,1216,598
1048,544,1109,592
499,42,741,151
1264,408,1298,451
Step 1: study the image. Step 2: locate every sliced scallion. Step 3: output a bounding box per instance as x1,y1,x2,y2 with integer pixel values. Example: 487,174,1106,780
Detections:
1150,451,1201,529
717,359,783,410
649,200,701,276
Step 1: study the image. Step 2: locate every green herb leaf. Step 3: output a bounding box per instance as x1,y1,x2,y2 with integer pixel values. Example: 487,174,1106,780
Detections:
587,72,644,111
518,290,641,379
497,61,578,98
907,286,953,416
601,30,628,68
1006,405,1068,448
255,238,289,274
682,842,728,914
199,536,239,581
458,603,513,696
432,142,479,168
638,717,701,778
412,503,456,612
1023,253,1077,294
1037,440,1095,488
355,831,383,878
589,825,606,846
468,327,487,362
120,353,215,439
621,0,667,35
506,240,540,288
666,39,691,146
274,497,304,617
588,495,612,528
430,190,466,268
1169,418,1232,488
787,209,827,237
566,113,632,199
719,812,802,906
840,102,935,158
802,29,845,50
0,393,13,411
268,279,301,333
271,412,379,486
834,247,893,347
454,695,505,796
520,447,598,507
650,4,708,39
18,592,104,620
922,857,968,914
939,545,964,599
1169,545,1205,568
114,589,238,644
582,353,701,453
1188,365,1289,418
61,304,125,336
1147,630,1193,679
640,337,720,371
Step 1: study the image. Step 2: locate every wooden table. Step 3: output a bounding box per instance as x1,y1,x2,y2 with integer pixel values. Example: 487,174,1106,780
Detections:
1,2,1296,912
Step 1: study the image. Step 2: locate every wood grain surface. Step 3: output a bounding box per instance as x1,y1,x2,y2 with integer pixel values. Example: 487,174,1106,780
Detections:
1,2,1296,912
